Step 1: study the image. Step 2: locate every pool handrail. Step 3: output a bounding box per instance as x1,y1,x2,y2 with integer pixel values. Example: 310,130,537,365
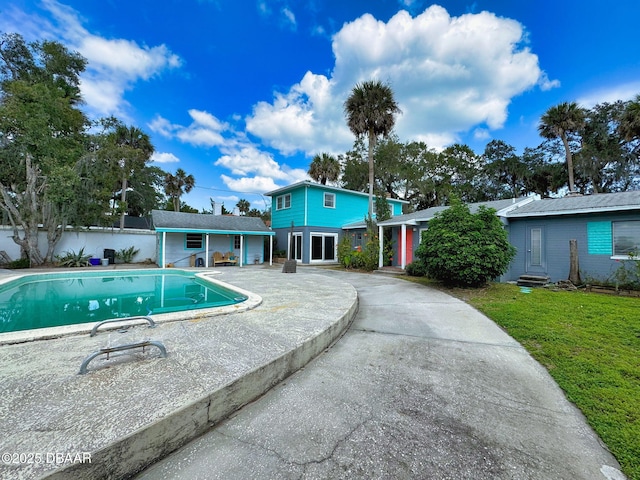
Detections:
90,316,156,337
78,340,167,374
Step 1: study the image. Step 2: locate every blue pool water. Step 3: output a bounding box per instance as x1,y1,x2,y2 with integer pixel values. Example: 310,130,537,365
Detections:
0,269,247,334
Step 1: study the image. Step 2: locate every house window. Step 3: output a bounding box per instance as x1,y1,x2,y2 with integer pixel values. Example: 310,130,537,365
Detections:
613,221,640,256
310,233,338,262
324,193,335,208
276,194,291,210
185,233,203,249
234,235,241,249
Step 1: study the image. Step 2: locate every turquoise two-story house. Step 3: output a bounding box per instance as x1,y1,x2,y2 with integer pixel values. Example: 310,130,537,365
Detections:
266,181,406,264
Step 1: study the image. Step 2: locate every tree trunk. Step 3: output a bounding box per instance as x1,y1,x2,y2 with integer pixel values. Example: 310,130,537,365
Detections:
569,239,581,285
561,133,575,193
368,129,376,218
120,176,127,231
0,154,45,265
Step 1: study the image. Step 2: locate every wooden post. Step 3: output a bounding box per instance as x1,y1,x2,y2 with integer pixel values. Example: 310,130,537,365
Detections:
569,239,581,285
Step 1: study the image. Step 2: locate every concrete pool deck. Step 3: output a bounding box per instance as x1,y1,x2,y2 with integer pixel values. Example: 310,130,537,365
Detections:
0,266,358,480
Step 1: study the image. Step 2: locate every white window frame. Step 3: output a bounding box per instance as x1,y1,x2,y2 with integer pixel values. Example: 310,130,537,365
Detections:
612,221,640,259
323,192,335,209
309,232,338,263
276,193,291,211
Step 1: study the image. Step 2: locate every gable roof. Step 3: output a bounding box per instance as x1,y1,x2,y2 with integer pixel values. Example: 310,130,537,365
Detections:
151,210,273,235
378,197,533,227
506,191,640,218
265,180,408,204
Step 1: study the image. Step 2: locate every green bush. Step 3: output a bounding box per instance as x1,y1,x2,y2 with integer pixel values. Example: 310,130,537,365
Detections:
6,258,30,269
415,198,516,287
115,246,140,263
56,248,91,267
405,260,428,277
337,228,379,271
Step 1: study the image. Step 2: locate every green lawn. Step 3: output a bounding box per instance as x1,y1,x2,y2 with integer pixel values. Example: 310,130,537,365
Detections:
404,278,640,480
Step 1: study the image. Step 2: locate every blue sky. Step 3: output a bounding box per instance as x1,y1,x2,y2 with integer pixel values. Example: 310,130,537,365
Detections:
2,0,640,212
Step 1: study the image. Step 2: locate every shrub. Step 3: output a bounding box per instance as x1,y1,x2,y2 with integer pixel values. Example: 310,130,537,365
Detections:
56,248,91,267
6,258,30,269
416,198,516,287
337,228,379,271
405,260,428,277
116,246,140,263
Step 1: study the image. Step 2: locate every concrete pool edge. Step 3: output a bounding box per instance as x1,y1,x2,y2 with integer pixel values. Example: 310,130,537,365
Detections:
0,268,262,346
32,271,359,480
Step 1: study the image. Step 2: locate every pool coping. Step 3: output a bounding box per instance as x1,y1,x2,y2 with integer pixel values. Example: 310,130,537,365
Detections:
0,269,263,346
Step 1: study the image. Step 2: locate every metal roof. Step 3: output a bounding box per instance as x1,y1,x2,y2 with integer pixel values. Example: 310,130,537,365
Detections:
151,210,273,234
378,198,533,226
265,180,408,203
505,191,640,218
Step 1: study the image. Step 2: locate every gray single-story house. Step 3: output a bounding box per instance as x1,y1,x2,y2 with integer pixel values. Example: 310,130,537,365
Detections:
151,210,275,268
504,191,640,282
378,191,640,283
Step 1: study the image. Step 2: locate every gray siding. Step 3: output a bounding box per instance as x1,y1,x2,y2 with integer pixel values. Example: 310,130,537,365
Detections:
507,212,640,282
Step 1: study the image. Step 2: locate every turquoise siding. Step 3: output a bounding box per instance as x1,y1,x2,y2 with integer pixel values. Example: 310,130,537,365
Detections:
587,221,612,254
306,188,370,228
271,183,405,229
271,188,306,229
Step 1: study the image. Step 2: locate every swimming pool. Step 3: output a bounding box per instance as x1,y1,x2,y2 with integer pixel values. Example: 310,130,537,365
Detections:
0,269,249,335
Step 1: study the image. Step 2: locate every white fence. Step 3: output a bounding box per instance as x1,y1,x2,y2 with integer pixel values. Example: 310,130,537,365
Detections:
0,226,157,264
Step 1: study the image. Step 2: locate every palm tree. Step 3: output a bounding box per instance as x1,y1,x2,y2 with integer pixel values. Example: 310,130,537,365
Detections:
538,102,585,193
308,153,340,185
236,198,250,215
619,94,640,146
164,168,195,212
344,80,401,217
111,125,154,230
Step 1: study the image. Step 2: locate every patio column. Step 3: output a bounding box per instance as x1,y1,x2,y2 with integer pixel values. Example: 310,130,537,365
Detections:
240,235,244,267
161,231,166,268
205,234,210,268
401,224,407,270
269,235,273,266
378,224,384,268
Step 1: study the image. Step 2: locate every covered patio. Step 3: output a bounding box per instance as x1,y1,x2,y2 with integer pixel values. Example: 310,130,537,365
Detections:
152,210,275,268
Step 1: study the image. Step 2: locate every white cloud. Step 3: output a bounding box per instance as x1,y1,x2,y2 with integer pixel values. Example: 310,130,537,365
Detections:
215,146,289,179
577,81,640,108
220,175,281,194
149,110,230,147
6,0,182,119
282,7,297,29
151,152,180,163
247,5,555,152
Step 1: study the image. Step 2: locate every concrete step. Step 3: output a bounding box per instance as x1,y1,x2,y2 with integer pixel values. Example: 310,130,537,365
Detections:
517,274,550,287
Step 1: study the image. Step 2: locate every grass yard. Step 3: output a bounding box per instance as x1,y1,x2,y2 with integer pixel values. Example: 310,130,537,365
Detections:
404,278,640,480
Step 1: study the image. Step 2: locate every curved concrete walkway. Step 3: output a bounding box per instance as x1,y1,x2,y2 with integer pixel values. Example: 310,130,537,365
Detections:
137,269,626,480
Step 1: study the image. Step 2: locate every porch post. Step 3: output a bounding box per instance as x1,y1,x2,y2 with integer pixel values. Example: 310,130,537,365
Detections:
401,224,407,270
205,234,210,268
378,224,384,268
161,231,166,268
239,235,244,267
269,235,273,266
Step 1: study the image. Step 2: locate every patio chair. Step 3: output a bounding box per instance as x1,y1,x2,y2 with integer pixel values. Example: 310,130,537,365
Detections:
224,252,238,265
212,251,225,266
